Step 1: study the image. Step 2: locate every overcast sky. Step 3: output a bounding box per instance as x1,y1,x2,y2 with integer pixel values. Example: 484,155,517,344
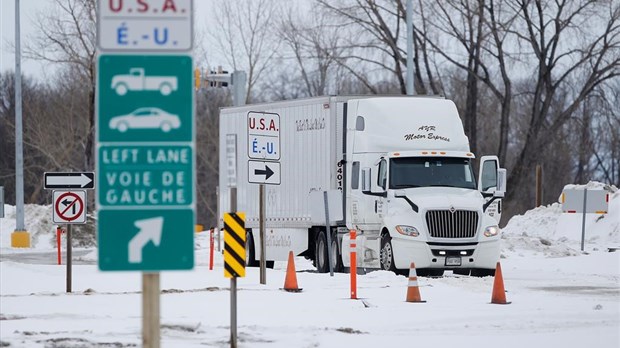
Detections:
1,0,213,81
0,0,55,79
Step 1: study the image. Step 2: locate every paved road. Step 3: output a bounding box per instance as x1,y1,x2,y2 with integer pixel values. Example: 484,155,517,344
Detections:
0,250,95,265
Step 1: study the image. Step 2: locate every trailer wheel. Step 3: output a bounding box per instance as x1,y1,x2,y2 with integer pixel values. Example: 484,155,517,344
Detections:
380,233,397,272
246,231,259,267
315,231,329,273
331,234,344,273
246,231,273,268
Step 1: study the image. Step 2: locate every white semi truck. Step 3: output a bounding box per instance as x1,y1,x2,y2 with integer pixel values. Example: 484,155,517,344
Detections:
218,96,506,276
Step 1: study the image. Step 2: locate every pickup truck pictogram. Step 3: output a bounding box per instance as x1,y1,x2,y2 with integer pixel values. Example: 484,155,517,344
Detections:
111,68,178,96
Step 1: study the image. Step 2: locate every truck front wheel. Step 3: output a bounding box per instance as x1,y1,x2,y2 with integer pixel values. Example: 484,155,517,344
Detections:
380,233,397,272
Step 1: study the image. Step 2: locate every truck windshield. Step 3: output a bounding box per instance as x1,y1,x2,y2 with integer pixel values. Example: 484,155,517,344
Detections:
389,157,476,189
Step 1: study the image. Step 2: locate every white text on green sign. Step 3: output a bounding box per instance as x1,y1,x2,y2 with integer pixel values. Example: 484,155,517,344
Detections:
99,145,193,207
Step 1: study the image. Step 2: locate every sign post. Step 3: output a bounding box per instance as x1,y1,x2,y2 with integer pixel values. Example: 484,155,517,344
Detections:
247,111,281,284
96,1,194,347
224,212,246,348
47,188,89,293
561,188,609,251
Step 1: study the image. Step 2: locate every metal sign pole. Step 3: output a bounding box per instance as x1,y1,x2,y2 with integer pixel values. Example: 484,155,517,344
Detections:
323,191,334,276
581,188,588,252
228,189,238,348
259,184,266,284
66,224,72,293
230,277,237,348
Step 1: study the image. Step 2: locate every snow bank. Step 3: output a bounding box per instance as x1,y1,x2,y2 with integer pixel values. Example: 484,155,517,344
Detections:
0,204,55,250
1,182,619,259
502,182,619,257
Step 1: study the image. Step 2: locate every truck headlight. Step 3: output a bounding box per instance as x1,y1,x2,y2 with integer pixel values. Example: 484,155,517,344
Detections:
484,225,500,237
396,225,419,237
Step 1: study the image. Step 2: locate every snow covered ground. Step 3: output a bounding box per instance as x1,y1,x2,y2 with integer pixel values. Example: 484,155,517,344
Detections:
1,183,618,347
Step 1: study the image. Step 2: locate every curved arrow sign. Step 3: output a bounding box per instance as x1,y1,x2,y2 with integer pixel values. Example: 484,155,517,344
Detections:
129,217,164,264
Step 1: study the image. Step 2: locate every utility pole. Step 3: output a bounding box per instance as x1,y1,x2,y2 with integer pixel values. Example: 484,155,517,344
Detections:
406,0,415,96
12,0,30,248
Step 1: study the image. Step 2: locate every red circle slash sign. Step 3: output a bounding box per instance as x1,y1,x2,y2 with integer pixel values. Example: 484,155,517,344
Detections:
55,192,84,222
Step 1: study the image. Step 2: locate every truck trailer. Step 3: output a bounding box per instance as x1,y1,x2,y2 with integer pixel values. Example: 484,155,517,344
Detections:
218,96,506,276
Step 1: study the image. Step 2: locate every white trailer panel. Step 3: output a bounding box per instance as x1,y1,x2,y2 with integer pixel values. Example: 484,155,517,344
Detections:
219,97,340,230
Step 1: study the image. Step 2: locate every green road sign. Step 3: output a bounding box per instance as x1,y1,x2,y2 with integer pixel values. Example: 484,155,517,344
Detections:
98,209,194,271
98,55,193,143
96,54,195,272
98,145,193,207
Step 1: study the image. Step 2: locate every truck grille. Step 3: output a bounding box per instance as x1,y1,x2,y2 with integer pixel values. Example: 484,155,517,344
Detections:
425,210,479,238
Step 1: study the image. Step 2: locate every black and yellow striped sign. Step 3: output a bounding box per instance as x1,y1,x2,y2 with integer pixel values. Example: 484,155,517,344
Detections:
223,212,246,278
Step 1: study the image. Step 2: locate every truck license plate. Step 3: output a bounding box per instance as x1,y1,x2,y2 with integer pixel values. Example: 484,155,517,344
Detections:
445,256,462,266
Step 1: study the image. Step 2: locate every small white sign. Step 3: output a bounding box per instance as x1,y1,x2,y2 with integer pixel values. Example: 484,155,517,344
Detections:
98,0,193,51
562,188,608,213
248,161,281,185
53,190,87,224
226,134,238,187
247,112,280,160
309,190,344,224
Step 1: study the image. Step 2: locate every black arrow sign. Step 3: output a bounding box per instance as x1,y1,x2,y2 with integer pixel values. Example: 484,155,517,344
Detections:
254,166,275,180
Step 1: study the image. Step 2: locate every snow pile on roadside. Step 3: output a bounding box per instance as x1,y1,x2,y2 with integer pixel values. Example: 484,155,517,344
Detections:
502,182,619,258
0,204,55,250
2,181,619,260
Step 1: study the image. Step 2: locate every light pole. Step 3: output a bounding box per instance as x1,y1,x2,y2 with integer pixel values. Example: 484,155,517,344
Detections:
406,0,415,96
12,0,30,248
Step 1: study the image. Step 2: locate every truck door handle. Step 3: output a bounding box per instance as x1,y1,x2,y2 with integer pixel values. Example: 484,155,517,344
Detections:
375,200,378,213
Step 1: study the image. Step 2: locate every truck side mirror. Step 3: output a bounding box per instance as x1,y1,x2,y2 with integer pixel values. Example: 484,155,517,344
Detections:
495,168,507,198
478,155,500,195
362,167,371,192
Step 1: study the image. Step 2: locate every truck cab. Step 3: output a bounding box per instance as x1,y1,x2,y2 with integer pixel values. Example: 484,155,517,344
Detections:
341,98,505,276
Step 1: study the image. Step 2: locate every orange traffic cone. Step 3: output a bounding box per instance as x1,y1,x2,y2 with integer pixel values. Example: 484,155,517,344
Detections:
491,262,511,304
406,262,426,303
283,251,302,292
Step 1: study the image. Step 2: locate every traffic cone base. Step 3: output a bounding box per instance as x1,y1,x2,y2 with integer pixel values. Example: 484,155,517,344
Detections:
491,262,511,304
282,251,302,292
406,262,426,303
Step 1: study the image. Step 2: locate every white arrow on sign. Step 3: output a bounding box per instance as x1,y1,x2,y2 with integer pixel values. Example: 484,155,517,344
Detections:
46,173,93,188
128,217,164,264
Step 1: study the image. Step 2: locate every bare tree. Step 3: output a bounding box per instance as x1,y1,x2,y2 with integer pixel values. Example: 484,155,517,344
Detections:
210,0,281,103
505,0,620,206
316,0,440,95
195,89,229,227
277,7,342,97
24,0,97,170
